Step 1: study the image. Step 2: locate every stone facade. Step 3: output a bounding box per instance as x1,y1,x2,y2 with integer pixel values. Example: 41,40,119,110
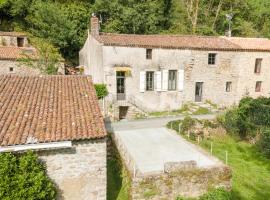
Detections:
0,60,41,75
80,26,270,113
38,139,107,200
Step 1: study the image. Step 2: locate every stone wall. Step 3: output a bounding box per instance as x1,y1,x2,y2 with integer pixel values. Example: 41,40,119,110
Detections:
0,60,41,75
81,36,270,111
38,139,107,200
132,162,231,200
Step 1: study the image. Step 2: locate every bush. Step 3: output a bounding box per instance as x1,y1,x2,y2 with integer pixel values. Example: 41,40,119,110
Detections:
94,84,108,99
180,116,196,134
199,188,232,200
0,151,56,200
258,128,270,157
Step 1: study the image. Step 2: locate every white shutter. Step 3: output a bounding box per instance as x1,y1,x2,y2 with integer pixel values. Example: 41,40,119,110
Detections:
162,70,168,91
156,71,162,91
140,71,146,92
178,69,184,91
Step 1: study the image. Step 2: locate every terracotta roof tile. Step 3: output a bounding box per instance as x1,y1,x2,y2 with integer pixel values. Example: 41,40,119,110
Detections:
97,33,270,52
0,47,37,60
0,75,106,146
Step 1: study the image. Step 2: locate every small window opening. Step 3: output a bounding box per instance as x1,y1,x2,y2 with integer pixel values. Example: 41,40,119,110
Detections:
17,37,24,47
255,81,262,92
208,53,217,65
254,58,262,74
146,49,152,59
9,67,13,72
226,82,232,92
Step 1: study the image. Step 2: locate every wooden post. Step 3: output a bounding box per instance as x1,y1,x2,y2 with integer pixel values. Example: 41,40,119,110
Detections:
178,123,181,134
170,122,173,129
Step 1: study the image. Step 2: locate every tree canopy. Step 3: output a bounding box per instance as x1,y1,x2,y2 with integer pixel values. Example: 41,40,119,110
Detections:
0,0,269,64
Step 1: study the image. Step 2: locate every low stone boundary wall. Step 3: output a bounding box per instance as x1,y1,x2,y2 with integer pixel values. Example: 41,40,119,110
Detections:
131,162,231,200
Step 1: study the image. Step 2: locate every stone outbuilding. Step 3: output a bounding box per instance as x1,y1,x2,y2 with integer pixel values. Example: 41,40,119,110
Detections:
0,75,107,200
0,31,41,75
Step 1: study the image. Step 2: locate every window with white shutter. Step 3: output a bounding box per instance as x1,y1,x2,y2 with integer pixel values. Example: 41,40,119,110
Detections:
162,70,168,91
140,71,146,92
155,71,162,91
178,69,184,91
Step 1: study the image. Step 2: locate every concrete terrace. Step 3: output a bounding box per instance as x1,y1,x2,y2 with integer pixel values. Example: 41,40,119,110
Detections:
109,115,223,175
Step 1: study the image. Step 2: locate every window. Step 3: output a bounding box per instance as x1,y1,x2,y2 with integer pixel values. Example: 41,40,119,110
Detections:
226,82,232,92
208,53,217,65
9,67,13,72
146,71,154,91
254,58,262,74
17,37,24,47
168,70,177,90
146,49,152,59
255,81,262,92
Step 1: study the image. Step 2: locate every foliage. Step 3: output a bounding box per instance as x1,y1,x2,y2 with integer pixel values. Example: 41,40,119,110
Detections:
94,84,108,99
18,37,62,74
199,188,232,200
220,97,270,138
0,151,56,200
180,116,196,134
258,127,270,157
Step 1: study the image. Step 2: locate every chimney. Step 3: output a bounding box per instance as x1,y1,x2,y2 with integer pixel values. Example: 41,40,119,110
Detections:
90,13,99,36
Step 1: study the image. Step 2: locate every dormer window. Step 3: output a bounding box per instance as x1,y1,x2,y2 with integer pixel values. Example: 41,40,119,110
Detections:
17,37,24,47
146,49,152,59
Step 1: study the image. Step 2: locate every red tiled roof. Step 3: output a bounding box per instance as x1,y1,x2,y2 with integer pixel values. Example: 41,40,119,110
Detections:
0,31,27,37
0,47,37,60
97,33,270,52
0,75,106,146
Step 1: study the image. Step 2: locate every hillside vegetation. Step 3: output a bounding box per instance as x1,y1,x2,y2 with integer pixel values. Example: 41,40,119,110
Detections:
0,0,269,64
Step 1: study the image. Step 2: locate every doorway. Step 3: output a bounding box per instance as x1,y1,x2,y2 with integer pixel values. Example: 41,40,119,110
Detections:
195,82,203,102
116,71,126,100
119,106,129,120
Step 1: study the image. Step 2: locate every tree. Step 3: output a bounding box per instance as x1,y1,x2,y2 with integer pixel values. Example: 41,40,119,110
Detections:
183,0,200,34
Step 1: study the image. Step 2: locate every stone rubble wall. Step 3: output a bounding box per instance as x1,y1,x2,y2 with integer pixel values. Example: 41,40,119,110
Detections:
132,161,232,200
38,139,107,200
0,60,41,75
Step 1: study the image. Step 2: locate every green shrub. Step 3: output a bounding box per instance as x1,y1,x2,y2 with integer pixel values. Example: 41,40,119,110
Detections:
181,116,196,134
94,84,108,99
258,128,270,157
0,151,56,200
199,188,232,200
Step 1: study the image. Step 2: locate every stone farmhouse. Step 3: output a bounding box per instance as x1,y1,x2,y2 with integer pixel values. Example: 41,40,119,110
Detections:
0,32,41,75
0,75,107,200
80,15,270,119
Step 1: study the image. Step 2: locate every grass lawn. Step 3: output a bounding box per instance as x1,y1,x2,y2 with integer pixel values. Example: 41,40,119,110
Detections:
199,134,270,200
